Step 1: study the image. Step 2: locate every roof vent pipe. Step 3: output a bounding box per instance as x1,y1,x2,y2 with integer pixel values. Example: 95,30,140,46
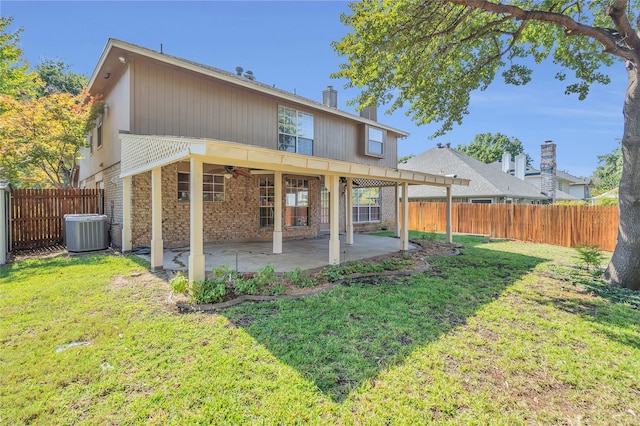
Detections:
322,85,338,108
243,70,255,80
235,66,243,76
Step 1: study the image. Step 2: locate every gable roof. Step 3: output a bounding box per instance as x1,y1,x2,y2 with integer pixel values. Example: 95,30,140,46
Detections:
88,38,409,138
399,147,549,200
489,160,591,186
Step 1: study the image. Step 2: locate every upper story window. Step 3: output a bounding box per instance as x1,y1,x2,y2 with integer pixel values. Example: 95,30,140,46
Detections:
177,162,225,202
365,125,384,157
278,106,313,155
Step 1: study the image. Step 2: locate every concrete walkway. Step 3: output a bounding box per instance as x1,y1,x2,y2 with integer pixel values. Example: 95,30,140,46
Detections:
148,234,414,273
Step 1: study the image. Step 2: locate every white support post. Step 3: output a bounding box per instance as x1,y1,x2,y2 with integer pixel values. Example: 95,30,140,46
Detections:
150,167,164,271
189,157,205,282
346,177,354,245
446,185,453,243
273,171,283,254
121,176,132,252
395,183,401,238
400,182,409,251
328,175,340,265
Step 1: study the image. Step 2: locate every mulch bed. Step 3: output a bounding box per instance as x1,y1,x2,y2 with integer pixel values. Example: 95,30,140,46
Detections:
175,239,463,313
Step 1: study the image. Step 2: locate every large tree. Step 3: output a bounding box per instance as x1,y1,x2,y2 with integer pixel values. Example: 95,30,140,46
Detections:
0,17,38,99
334,0,640,290
592,144,623,194
35,59,87,96
458,132,532,165
0,91,93,188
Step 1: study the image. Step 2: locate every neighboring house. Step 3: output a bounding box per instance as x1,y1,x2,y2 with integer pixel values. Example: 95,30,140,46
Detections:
79,39,468,280
399,144,551,203
491,145,591,201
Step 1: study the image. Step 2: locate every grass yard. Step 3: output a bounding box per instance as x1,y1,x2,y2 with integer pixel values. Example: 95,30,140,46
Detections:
1,236,639,424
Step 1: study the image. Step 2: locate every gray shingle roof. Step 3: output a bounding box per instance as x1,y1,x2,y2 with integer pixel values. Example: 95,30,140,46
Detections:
399,147,549,200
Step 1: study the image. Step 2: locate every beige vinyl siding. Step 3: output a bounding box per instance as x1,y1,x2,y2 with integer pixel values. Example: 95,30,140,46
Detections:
133,59,276,147
313,113,398,168
78,67,131,182
131,58,399,166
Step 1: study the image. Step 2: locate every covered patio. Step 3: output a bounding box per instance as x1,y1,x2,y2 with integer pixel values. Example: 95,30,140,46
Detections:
120,134,469,281
143,233,416,274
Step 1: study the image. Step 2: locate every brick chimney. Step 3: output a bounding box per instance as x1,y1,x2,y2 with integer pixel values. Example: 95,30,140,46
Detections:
540,140,557,202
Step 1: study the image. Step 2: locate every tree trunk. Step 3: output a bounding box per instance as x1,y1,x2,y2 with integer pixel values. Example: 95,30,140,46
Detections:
604,63,640,290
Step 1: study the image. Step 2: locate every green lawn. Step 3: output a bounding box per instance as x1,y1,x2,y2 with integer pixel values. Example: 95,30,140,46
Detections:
1,237,639,425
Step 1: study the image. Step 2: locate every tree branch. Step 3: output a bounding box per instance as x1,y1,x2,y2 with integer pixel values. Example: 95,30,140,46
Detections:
448,0,638,61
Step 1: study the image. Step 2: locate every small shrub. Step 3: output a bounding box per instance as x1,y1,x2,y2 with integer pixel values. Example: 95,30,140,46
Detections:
323,266,344,282
211,265,238,282
190,278,226,304
574,244,606,272
284,268,316,288
234,264,277,295
169,272,189,293
266,284,286,296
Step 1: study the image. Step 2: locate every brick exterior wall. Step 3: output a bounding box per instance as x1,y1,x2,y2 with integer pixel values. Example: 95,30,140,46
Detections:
85,161,399,249
131,164,322,249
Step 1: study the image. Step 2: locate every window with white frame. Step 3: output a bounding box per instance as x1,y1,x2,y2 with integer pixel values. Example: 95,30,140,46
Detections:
177,162,225,202
285,178,309,226
352,187,380,222
278,106,313,155
365,125,384,157
259,177,275,228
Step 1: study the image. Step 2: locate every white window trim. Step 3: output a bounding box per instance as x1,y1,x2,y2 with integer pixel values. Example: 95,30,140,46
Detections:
364,124,385,158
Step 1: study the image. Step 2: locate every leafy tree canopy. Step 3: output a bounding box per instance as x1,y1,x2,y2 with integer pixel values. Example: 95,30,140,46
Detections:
35,59,87,96
333,0,640,289
591,144,623,194
0,17,38,99
0,91,93,188
333,1,626,137
457,132,532,165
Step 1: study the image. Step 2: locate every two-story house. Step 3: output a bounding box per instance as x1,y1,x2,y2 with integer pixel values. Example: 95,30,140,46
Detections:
80,39,468,281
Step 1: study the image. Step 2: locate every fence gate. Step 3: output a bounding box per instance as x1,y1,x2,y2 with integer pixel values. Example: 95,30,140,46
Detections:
10,188,104,251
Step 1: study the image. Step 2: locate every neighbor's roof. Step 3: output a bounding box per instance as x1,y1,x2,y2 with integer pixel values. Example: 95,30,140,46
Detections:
490,160,591,185
88,38,409,138
399,147,549,200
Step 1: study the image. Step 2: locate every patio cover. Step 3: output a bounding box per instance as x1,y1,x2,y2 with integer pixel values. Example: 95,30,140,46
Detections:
119,134,470,281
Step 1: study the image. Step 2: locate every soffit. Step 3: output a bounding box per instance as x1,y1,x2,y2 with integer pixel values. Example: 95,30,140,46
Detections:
119,134,470,188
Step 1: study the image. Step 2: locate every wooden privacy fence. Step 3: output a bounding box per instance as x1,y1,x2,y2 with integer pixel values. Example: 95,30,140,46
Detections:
10,188,104,251
407,203,619,252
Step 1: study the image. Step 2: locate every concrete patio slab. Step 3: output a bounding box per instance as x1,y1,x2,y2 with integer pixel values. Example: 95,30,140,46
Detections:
145,233,415,274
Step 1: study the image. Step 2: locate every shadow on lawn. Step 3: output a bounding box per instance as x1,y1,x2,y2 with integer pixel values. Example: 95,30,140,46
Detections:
223,244,545,402
534,269,640,350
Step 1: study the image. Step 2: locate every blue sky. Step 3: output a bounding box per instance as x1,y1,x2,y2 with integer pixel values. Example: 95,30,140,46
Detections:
2,0,627,177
